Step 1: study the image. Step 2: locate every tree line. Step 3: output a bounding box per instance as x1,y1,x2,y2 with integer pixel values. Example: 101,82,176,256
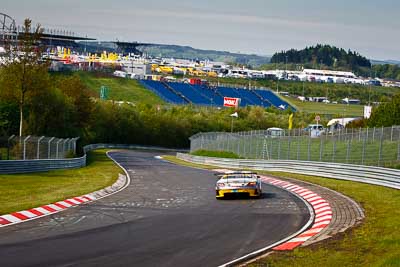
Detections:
270,44,371,70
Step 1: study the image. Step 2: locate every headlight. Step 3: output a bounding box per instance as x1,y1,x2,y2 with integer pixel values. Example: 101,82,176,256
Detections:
217,183,225,187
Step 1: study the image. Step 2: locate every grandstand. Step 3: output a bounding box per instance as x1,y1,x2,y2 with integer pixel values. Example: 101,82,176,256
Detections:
0,12,94,50
139,80,294,110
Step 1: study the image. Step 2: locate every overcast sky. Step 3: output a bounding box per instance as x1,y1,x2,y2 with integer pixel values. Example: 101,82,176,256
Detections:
3,0,400,60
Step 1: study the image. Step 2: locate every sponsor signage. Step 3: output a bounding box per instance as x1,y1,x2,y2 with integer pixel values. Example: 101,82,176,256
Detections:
364,105,372,119
223,97,240,108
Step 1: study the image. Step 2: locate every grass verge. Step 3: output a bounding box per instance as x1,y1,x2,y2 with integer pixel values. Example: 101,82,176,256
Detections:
283,97,364,117
0,150,121,215
191,150,241,159
163,155,400,267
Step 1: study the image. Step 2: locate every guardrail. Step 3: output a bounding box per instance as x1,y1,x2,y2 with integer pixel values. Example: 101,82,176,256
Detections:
0,144,188,174
176,153,400,190
0,156,86,174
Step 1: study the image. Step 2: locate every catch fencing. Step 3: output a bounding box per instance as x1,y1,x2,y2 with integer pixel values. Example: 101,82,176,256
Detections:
0,135,79,160
176,153,400,190
189,126,400,167
0,142,188,174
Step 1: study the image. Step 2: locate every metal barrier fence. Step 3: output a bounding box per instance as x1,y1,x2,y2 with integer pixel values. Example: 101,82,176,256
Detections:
0,156,86,174
0,135,79,160
0,143,187,174
176,153,400,190
189,126,400,167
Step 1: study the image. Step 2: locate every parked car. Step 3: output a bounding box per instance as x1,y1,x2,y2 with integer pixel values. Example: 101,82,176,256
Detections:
266,127,284,138
304,124,325,137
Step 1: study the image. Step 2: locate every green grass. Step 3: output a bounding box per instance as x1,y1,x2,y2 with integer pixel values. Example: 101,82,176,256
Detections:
77,72,164,105
250,172,400,267
283,97,364,117
191,149,240,159
162,155,400,267
0,150,121,215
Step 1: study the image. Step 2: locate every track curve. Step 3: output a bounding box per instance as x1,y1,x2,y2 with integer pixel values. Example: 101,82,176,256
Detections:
0,150,310,267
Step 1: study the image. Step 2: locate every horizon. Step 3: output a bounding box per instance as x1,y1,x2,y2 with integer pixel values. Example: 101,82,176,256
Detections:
3,0,400,61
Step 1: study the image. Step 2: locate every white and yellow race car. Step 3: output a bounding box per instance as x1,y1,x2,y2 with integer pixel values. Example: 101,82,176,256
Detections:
215,171,262,199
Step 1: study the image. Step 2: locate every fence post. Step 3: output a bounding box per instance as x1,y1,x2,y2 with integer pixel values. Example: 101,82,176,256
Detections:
200,135,204,150
243,136,246,158
63,138,69,157
351,128,354,142
361,132,366,165
7,135,15,160
278,137,281,160
262,137,266,160
56,139,62,159
307,137,311,161
297,139,300,160
270,138,273,159
372,127,376,142
332,138,336,162
391,126,394,142
237,136,240,156
287,135,291,160
23,135,31,160
358,128,361,142
319,137,323,161
37,136,45,159
398,142,400,161
378,127,384,166
346,139,351,163
48,137,55,159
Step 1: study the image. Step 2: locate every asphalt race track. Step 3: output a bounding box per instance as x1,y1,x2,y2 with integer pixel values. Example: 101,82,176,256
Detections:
0,150,310,267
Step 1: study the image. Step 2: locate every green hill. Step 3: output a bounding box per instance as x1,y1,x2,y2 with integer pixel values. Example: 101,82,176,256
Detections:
77,72,164,105
270,44,371,70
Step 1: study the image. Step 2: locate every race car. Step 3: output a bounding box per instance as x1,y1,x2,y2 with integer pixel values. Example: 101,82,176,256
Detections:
215,171,262,199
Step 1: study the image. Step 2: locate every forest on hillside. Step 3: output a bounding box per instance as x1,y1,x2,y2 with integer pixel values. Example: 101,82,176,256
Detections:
269,44,400,80
270,44,371,70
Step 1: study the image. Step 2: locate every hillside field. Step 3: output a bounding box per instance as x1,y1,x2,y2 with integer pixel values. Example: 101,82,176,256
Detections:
77,72,164,105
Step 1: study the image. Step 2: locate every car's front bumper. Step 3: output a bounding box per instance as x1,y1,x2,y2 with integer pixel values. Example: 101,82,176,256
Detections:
216,188,260,198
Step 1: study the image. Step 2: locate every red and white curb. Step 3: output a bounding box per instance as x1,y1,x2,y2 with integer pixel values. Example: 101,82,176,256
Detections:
0,165,129,228
260,176,332,250
212,169,332,251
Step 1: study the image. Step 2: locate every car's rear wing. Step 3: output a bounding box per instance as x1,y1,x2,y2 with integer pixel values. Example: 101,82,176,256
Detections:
214,171,258,176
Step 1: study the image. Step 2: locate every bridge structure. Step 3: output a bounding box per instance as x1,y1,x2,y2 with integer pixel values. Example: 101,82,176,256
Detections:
0,12,95,50
0,12,17,42
114,41,153,56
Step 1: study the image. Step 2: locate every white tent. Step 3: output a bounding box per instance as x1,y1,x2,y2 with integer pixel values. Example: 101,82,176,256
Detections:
327,118,358,127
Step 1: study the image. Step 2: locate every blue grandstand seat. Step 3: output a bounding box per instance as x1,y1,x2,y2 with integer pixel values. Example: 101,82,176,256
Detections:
192,85,224,106
139,80,293,110
139,80,186,104
254,89,294,110
167,82,211,105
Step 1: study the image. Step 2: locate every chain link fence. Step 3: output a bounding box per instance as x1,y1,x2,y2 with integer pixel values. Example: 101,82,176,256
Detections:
0,135,79,160
190,126,400,167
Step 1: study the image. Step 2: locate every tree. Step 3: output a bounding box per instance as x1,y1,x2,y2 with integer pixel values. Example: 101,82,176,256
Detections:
1,18,47,136
368,94,400,127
